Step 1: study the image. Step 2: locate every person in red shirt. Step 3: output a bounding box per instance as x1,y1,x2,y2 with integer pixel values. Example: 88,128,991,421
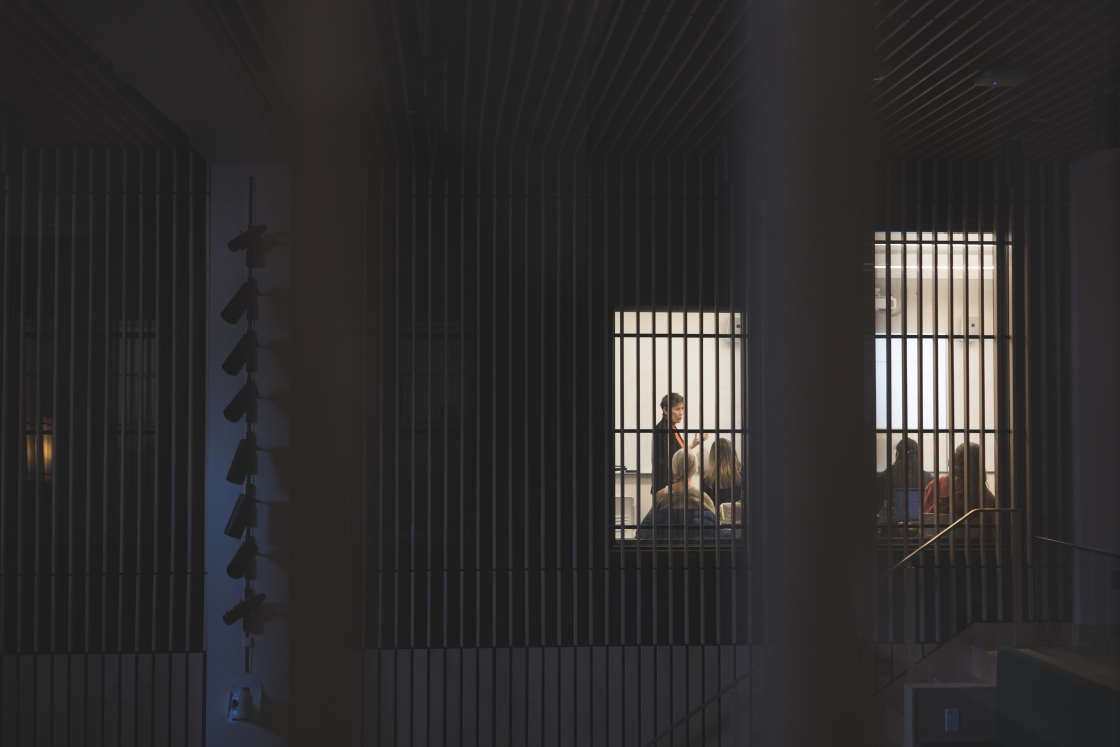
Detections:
923,442,996,519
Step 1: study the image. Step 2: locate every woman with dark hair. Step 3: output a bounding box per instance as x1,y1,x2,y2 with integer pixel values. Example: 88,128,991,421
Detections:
875,437,934,520
922,442,996,518
701,437,743,507
651,392,705,495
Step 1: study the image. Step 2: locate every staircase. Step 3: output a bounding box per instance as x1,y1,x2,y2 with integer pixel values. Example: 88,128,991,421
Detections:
874,623,1120,747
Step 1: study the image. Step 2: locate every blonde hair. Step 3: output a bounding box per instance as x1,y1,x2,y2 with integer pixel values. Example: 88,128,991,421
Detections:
671,448,697,483
708,438,742,489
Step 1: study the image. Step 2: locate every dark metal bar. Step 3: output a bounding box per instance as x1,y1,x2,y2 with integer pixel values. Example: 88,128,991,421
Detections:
118,148,127,654
884,171,895,649
377,161,388,654
962,161,975,628
51,148,62,655
690,151,702,651
634,151,643,651
1034,536,1120,560
85,149,94,654
567,156,577,650
34,148,44,655
517,93,531,658
17,147,29,654
361,167,370,652
0,153,10,654
168,148,179,652
916,160,927,646
427,125,435,656
135,148,145,654
947,160,959,636
731,169,744,649
931,162,943,644
411,115,418,656
185,150,198,650
101,147,111,654
1034,161,1050,622
150,149,162,651
584,155,594,652
978,162,990,623
67,148,79,654
1051,163,1069,620
1019,155,1035,623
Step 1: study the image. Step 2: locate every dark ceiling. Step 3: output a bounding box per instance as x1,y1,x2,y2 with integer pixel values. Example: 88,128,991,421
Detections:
3,0,1117,164
0,1,188,150
870,0,1120,162
201,0,1119,166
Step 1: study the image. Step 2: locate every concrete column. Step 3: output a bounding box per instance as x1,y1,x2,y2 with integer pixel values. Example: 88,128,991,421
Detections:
286,114,368,746
1070,149,1120,626
746,2,873,744
280,3,372,742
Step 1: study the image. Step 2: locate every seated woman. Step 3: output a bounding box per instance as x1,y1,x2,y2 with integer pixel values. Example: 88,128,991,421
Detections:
922,442,997,520
638,449,731,541
700,437,744,508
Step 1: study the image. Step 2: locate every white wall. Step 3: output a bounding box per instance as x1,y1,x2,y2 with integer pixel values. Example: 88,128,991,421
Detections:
874,237,999,486
613,311,744,476
206,165,291,743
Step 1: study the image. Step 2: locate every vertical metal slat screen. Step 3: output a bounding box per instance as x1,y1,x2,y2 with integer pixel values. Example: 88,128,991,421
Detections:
868,157,1073,692
0,146,207,747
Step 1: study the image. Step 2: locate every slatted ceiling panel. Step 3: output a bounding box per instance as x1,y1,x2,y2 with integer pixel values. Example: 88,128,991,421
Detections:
872,0,1120,162
0,2,189,151
367,0,746,173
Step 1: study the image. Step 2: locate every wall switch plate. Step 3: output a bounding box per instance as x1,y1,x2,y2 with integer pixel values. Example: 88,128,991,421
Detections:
945,708,960,732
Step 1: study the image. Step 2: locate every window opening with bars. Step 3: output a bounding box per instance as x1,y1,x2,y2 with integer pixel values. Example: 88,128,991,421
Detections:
872,228,1010,647
612,310,746,548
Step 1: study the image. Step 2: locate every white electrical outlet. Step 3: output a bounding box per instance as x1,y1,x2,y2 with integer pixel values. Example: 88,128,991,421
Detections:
944,708,960,732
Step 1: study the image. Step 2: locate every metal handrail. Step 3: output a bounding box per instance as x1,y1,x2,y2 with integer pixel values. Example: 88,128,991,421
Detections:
1035,536,1120,559
876,507,1022,585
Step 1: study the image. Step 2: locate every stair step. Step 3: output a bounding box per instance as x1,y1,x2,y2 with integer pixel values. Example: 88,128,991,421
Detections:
972,645,998,682
928,672,986,684
1020,646,1120,691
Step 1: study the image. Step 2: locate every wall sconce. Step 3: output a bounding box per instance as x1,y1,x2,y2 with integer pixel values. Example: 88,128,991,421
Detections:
222,331,258,376
24,416,53,481
220,279,258,325
227,224,267,252
226,435,256,484
223,381,259,423
227,536,258,579
222,592,266,626
224,489,255,539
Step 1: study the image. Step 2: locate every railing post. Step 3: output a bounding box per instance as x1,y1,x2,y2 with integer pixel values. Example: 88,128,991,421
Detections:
905,565,920,682
1012,510,1024,646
